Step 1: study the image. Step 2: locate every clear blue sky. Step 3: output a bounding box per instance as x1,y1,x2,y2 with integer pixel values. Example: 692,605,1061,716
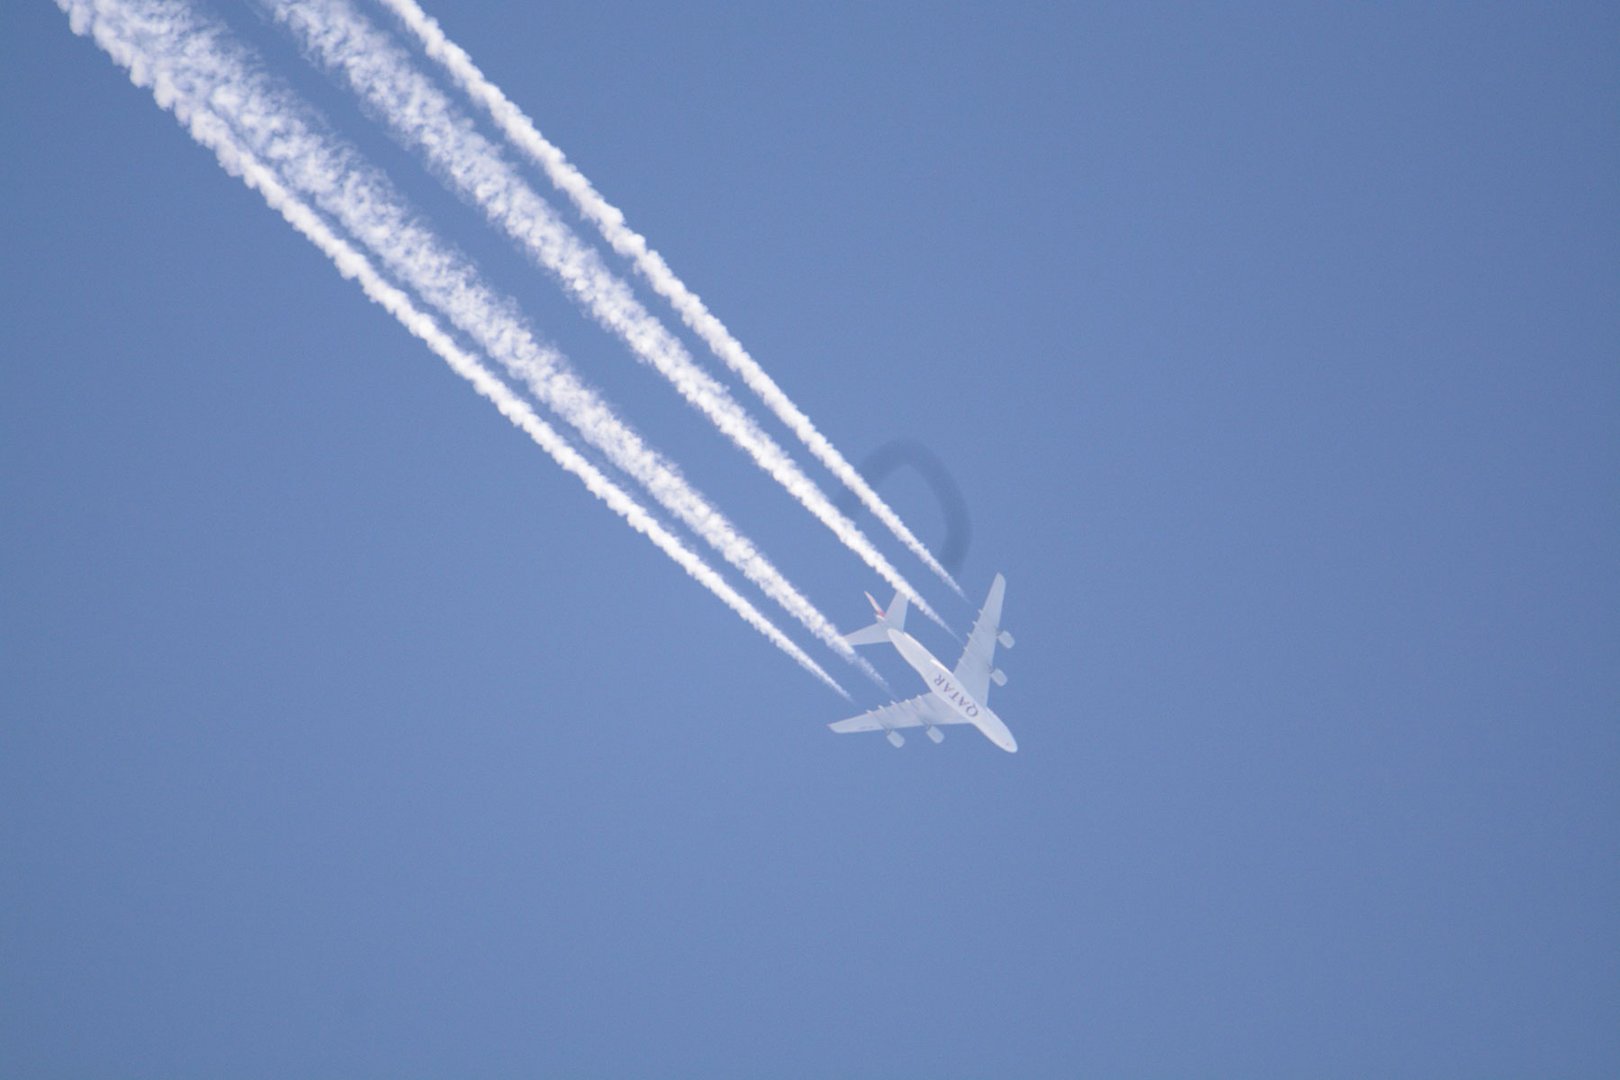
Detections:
4,2,1617,1076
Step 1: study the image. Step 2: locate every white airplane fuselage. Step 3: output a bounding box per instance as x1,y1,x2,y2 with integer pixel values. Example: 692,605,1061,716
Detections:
886,629,1018,753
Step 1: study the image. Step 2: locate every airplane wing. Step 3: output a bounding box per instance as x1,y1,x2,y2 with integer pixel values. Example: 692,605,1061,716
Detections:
829,694,965,734
952,573,1008,703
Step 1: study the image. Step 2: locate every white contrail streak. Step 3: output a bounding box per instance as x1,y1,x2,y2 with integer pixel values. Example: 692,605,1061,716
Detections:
78,0,891,687
275,0,953,627
56,0,852,698
373,0,963,598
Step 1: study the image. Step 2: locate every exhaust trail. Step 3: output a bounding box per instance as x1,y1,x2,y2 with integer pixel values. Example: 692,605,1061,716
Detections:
84,0,891,688
56,0,853,698
274,0,952,629
372,0,963,597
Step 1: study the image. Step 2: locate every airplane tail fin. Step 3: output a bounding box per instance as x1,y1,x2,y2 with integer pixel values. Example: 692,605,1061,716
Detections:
844,589,909,647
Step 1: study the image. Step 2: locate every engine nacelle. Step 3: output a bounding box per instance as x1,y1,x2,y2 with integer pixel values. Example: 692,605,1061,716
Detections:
998,630,1015,648
990,668,1008,687
926,726,945,744
886,730,906,748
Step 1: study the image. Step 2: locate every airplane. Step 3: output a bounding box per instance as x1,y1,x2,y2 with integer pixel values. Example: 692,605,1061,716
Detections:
830,573,1017,752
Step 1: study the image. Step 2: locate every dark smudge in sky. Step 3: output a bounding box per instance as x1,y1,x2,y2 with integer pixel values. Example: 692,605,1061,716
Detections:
835,438,971,575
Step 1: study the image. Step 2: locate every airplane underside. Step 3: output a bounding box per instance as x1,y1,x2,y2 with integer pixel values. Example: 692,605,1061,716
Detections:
831,573,1017,752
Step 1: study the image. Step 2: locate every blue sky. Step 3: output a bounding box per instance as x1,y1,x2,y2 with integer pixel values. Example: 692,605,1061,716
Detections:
4,2,1617,1075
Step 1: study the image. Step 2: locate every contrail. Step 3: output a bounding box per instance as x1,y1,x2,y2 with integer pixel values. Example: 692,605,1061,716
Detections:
273,0,953,628
55,0,852,698
82,0,892,687
373,0,963,598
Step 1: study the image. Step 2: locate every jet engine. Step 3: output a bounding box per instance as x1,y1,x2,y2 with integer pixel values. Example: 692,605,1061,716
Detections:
990,668,1008,687
886,730,905,748
926,726,945,744
998,630,1015,648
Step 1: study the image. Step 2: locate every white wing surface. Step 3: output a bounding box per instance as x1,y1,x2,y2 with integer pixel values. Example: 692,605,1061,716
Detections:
952,573,1007,703
829,694,963,734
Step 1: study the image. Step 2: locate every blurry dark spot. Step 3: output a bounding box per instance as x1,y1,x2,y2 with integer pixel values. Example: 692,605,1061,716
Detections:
834,439,971,574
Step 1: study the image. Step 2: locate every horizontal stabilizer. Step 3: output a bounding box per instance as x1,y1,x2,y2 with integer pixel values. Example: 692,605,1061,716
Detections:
843,588,909,647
